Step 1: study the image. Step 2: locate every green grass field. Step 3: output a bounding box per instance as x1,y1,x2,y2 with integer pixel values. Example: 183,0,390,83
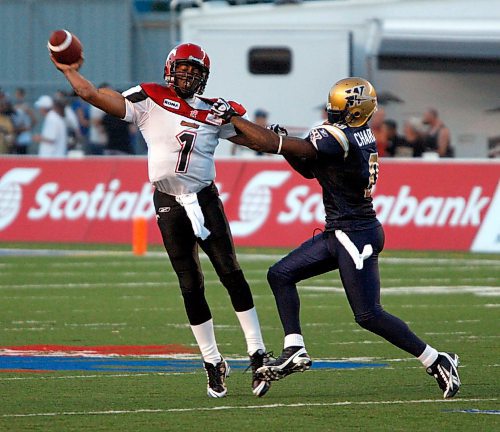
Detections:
0,244,498,431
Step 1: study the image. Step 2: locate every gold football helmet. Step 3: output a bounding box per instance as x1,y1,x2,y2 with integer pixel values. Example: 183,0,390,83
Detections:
326,77,377,127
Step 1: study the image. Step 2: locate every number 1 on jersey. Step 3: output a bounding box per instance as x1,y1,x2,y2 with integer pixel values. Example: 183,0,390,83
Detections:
175,131,197,173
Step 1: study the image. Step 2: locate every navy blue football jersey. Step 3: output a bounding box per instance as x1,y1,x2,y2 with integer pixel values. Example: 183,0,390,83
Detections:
304,122,381,231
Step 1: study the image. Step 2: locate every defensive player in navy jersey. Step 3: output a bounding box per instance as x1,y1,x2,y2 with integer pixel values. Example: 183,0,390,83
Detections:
210,77,461,399
49,43,271,398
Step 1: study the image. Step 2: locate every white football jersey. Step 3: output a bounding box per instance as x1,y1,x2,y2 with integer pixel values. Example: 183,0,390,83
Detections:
122,83,245,195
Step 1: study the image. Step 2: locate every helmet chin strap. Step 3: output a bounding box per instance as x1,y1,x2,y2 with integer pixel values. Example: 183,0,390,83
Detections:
327,109,347,124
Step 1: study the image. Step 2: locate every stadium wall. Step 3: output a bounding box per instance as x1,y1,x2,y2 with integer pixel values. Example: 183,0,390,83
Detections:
1,157,499,253
0,0,174,98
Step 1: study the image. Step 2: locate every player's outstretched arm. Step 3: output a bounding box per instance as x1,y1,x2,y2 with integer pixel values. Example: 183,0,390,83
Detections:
210,98,316,158
230,116,316,159
49,54,126,119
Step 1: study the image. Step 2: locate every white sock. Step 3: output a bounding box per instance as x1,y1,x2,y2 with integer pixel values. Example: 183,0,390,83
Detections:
418,344,439,368
235,307,266,355
284,333,305,349
190,319,221,365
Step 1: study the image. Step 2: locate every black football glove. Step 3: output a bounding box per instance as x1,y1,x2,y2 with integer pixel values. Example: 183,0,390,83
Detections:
267,123,288,136
211,98,240,121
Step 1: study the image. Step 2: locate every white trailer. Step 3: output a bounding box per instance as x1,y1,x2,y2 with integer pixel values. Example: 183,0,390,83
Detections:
181,0,500,157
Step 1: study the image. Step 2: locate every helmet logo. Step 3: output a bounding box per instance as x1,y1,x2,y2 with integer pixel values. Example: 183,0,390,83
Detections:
188,55,203,64
345,85,371,107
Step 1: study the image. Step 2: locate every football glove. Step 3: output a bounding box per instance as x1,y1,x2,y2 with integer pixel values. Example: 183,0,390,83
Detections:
211,98,240,121
267,123,288,136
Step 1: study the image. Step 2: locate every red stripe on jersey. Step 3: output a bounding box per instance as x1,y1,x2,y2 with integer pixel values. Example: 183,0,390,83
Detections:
140,83,245,126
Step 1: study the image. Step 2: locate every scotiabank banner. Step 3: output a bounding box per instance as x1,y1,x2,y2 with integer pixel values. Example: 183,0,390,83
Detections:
0,157,499,252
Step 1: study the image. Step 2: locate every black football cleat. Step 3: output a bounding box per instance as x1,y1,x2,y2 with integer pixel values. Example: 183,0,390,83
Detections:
249,349,271,397
426,352,461,398
203,358,230,398
257,346,312,381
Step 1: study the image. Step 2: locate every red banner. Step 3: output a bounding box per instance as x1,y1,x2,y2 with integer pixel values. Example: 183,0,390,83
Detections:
0,157,499,252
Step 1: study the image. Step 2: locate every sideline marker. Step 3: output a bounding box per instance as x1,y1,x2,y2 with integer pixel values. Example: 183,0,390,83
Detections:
132,217,148,256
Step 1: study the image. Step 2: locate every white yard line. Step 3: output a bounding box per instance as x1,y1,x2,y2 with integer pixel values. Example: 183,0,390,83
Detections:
300,286,500,296
1,398,496,418
1,249,499,266
0,280,263,290
5,283,497,292
0,372,195,381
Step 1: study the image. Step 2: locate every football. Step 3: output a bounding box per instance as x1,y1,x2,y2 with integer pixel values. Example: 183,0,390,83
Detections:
47,29,82,65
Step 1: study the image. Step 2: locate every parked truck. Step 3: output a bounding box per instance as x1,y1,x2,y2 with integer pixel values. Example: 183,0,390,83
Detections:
180,0,500,157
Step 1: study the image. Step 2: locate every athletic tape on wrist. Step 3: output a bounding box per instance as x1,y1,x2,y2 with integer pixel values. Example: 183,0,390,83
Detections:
276,135,283,154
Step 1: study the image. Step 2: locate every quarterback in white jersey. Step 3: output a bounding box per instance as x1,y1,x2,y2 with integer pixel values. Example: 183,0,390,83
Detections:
50,42,270,399
122,82,246,196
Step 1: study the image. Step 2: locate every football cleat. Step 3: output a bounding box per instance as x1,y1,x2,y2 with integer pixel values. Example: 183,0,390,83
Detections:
248,349,271,397
426,352,461,398
257,346,312,381
203,358,230,398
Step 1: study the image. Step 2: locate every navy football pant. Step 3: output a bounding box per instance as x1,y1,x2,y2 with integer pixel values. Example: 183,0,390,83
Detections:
267,226,426,357
154,184,254,326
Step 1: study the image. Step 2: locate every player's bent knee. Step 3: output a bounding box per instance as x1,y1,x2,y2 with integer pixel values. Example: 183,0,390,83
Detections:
354,309,385,332
177,270,204,295
267,263,291,288
220,269,246,288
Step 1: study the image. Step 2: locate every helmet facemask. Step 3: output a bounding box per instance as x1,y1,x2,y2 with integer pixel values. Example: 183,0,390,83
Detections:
326,106,348,125
164,43,211,98
165,61,209,98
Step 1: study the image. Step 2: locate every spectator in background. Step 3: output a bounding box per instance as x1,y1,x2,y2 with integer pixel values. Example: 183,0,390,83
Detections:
487,136,500,158
0,88,7,106
87,83,111,155
369,106,388,157
422,108,454,157
102,111,136,155
70,90,90,146
403,117,427,157
12,87,37,154
384,119,412,157
32,95,68,157
0,91,15,154
54,90,82,151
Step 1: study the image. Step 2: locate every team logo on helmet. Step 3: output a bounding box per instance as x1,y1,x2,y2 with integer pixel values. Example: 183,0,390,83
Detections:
345,85,371,107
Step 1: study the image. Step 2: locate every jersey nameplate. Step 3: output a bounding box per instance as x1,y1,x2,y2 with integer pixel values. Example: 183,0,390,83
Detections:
353,128,376,147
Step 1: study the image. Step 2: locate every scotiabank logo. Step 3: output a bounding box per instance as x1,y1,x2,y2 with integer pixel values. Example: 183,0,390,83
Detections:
374,185,490,226
0,168,40,230
276,184,491,227
26,179,155,221
230,170,291,236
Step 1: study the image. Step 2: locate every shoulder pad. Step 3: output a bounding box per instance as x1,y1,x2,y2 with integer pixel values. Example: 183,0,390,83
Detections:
320,124,350,154
140,83,176,99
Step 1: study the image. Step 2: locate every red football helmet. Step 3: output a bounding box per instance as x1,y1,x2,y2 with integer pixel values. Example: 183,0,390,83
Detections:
164,43,210,97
